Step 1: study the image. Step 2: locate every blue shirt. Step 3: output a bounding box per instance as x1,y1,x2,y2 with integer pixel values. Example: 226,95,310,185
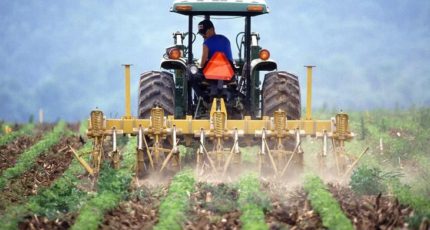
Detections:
204,34,233,62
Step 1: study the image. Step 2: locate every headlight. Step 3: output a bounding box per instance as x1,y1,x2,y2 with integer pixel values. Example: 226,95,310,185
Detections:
189,65,199,75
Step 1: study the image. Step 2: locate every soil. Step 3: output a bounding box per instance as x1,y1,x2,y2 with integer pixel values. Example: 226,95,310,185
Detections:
264,182,325,230
0,135,43,173
328,184,413,229
18,213,77,230
0,136,82,212
0,124,55,173
184,182,241,230
100,186,168,230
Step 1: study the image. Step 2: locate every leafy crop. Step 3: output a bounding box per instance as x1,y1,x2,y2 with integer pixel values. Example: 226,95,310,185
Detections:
71,138,135,230
198,182,238,214
350,165,401,195
0,121,67,189
237,173,269,230
0,124,91,229
304,175,353,230
155,169,195,230
0,123,34,146
389,180,430,229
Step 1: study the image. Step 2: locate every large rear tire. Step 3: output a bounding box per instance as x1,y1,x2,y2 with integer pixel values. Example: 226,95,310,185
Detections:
262,71,301,119
137,71,175,179
138,71,175,118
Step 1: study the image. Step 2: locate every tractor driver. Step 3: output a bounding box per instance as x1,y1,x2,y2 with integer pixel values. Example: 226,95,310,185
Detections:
198,19,233,68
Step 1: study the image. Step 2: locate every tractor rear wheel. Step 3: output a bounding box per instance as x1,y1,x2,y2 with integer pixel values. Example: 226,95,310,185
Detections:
138,71,175,118
262,71,301,119
262,71,303,177
137,71,175,178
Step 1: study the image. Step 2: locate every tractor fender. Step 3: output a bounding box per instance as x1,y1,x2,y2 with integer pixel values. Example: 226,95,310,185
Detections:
250,58,277,75
160,58,187,71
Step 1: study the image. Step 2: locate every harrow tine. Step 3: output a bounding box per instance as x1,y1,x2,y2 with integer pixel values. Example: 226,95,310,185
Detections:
323,131,328,157
280,140,301,177
222,138,239,177
262,132,278,174
198,141,217,173
332,138,341,176
159,140,180,173
340,147,369,183
69,145,94,176
139,126,154,170
295,128,303,153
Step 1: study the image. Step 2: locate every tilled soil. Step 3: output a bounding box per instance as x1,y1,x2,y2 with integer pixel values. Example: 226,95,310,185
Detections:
0,135,43,173
264,183,325,230
19,213,77,230
185,182,241,230
0,124,55,173
328,184,413,230
0,136,82,211
100,186,168,230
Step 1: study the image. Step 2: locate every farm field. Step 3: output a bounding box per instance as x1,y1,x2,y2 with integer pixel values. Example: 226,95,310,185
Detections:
0,108,429,230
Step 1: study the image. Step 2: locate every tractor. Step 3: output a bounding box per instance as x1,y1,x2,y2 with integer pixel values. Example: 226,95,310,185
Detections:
74,0,354,180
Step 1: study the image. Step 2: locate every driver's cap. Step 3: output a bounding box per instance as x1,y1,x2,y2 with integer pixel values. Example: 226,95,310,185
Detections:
198,20,214,35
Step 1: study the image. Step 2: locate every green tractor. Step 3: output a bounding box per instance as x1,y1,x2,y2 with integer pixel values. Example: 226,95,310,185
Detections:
138,0,301,121
80,0,353,179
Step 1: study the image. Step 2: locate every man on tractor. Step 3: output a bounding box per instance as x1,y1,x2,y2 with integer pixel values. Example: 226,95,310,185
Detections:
193,19,235,100
198,19,233,68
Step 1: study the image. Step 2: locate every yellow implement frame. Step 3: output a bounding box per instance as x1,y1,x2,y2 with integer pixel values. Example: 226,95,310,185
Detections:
76,65,354,178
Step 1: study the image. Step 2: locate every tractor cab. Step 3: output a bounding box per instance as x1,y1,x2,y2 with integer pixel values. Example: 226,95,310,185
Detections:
159,0,277,119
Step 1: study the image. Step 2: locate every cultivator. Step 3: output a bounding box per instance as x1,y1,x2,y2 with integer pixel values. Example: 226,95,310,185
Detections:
74,65,354,179
73,0,355,180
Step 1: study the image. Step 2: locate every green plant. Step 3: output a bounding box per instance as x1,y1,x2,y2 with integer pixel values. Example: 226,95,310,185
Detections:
199,182,238,214
155,169,195,230
71,138,135,230
389,180,430,229
304,175,353,230
237,173,269,230
240,146,260,164
0,142,92,229
0,121,67,189
350,165,401,195
0,123,34,146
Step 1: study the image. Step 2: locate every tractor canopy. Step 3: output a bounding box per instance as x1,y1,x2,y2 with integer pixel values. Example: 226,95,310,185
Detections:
171,0,269,16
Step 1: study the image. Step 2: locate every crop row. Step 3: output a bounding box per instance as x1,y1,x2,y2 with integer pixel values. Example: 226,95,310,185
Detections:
0,121,87,229
155,169,196,230
304,175,353,230
237,173,268,230
0,123,34,146
389,181,430,228
0,121,67,190
71,137,136,229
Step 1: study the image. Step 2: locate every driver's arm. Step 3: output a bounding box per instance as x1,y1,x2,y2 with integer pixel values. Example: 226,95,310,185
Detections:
200,44,209,68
